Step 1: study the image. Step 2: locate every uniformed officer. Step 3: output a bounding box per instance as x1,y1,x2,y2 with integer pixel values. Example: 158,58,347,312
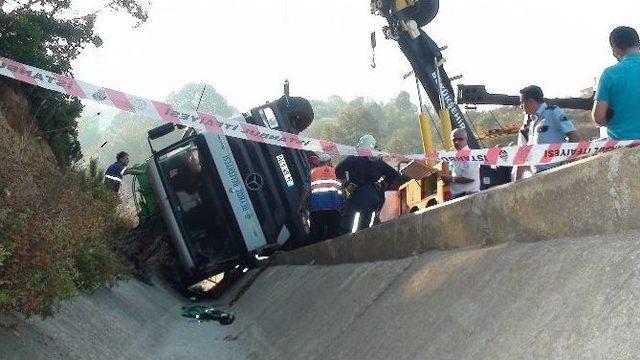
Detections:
515,85,581,179
335,135,402,234
104,151,144,192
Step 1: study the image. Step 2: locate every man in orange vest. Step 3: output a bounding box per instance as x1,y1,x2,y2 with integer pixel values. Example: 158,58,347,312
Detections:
300,153,344,242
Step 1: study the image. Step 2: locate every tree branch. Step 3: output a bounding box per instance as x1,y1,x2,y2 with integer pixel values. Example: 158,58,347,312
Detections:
16,0,40,12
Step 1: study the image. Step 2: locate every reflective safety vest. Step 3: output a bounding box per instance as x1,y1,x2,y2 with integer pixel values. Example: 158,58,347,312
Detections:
309,165,343,211
104,162,126,192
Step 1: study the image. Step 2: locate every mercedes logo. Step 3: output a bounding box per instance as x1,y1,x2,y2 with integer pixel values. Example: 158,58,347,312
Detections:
245,173,264,191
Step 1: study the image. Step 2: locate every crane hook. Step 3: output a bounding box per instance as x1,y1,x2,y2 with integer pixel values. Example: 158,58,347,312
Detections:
370,31,377,68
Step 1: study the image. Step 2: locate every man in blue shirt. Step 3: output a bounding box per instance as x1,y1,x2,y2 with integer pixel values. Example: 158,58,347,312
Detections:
593,26,640,140
515,85,581,178
104,151,144,192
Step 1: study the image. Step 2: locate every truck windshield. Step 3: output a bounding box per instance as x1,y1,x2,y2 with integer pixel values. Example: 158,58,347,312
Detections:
158,140,243,265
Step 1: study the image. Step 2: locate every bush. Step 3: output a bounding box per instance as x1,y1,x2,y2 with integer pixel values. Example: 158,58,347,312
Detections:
0,152,134,318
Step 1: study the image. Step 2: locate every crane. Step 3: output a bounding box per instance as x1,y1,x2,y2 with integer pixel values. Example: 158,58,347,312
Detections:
370,0,512,193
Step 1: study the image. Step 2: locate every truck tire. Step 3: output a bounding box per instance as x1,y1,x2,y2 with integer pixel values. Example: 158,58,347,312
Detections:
277,96,314,133
403,0,439,28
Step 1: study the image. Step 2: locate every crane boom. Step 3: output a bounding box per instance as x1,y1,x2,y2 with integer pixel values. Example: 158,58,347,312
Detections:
372,0,512,190
371,0,480,148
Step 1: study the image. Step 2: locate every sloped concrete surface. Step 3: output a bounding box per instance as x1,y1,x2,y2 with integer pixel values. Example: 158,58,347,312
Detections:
1,279,249,360
4,231,640,359
236,232,640,360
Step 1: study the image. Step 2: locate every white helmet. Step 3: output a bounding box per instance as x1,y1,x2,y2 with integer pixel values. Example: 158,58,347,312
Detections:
357,134,377,150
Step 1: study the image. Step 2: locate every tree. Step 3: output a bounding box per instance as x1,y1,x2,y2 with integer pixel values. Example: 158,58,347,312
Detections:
0,1,147,75
394,91,416,114
382,91,419,135
316,101,383,147
384,128,424,154
165,83,237,117
0,0,149,166
305,93,425,152
309,95,345,120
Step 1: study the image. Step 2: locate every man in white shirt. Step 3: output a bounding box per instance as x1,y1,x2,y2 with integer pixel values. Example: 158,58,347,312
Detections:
440,128,480,199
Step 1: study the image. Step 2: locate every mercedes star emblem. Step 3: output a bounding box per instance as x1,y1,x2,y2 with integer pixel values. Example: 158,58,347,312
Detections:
245,173,264,191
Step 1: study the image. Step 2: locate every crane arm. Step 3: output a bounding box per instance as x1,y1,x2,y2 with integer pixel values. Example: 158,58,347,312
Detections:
372,0,480,148
458,85,595,111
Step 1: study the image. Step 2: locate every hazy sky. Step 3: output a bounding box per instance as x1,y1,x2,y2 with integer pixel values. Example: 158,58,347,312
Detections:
71,0,640,112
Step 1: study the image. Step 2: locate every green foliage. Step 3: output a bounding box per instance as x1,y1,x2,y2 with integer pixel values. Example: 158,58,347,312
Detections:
310,95,345,119
87,158,105,184
78,158,113,202
0,245,9,269
0,0,149,166
332,100,384,147
73,235,124,295
0,177,132,317
34,91,84,166
385,128,424,154
0,212,15,294
303,92,426,154
165,83,237,117
477,107,522,129
305,98,372,145
0,138,132,318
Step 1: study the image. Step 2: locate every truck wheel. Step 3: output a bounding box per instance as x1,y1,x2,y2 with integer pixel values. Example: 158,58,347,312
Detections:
406,0,439,27
277,96,314,133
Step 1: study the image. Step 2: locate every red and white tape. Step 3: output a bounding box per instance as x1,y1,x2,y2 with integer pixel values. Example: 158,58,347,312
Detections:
0,56,636,166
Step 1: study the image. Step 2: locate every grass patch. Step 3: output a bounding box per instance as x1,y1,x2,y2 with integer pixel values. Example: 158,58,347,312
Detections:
0,111,135,318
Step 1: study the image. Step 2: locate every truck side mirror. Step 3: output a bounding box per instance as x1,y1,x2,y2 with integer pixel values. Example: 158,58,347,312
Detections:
147,123,176,154
148,123,175,140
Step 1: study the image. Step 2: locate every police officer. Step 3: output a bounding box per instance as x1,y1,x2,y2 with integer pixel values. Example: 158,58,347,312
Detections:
515,85,581,179
104,151,144,192
300,153,344,242
335,135,402,233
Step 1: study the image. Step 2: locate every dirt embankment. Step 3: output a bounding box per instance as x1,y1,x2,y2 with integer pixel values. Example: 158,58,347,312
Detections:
0,84,59,201
0,84,132,318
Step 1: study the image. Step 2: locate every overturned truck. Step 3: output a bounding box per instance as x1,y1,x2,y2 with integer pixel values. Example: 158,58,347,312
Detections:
132,96,315,291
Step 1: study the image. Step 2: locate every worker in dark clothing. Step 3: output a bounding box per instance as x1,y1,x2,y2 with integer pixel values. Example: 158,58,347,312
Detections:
335,135,402,233
104,151,144,192
105,151,151,284
299,153,344,243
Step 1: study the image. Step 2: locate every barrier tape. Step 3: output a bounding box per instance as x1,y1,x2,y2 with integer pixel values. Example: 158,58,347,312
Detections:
1,56,636,167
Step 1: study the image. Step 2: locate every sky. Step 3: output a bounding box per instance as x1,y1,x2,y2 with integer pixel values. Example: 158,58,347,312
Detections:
70,0,640,113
